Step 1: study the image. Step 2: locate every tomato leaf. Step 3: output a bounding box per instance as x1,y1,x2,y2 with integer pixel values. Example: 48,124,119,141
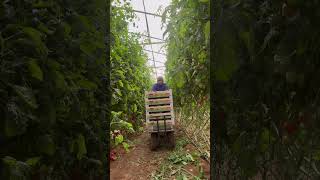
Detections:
115,134,124,145
28,58,43,81
76,134,87,160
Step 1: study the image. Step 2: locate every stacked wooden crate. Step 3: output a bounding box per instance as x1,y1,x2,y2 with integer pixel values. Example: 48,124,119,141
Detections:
145,90,175,133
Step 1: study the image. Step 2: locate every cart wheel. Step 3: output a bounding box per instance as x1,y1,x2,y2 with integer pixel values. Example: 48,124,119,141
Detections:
167,132,175,149
150,133,159,151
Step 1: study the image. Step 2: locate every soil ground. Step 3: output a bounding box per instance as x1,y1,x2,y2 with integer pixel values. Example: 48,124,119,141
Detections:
110,126,210,180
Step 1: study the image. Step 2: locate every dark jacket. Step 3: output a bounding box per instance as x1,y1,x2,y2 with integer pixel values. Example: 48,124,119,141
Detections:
152,83,169,91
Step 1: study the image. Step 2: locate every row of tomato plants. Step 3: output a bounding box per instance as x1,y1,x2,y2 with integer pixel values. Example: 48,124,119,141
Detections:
109,1,152,161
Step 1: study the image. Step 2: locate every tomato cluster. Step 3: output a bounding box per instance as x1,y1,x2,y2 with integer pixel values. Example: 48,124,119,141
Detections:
110,149,117,161
282,113,309,136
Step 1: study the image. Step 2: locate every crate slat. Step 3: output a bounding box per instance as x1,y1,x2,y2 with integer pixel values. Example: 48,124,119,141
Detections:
146,91,171,96
146,99,171,105
147,113,173,118
148,117,173,121
147,112,172,118
147,94,170,98
147,98,171,103
146,105,171,112
145,89,175,132
148,117,172,121
149,129,174,133
149,119,173,123
148,120,173,124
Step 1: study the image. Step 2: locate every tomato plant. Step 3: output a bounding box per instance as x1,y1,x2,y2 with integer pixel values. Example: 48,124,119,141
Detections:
0,0,110,179
163,0,209,106
162,0,210,162
212,0,320,178
110,1,152,157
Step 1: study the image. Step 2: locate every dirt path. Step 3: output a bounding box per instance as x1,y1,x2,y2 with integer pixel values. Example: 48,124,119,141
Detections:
110,126,210,180
110,128,172,180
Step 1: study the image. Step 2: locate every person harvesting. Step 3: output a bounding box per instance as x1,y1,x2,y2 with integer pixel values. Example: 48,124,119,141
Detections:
152,76,169,91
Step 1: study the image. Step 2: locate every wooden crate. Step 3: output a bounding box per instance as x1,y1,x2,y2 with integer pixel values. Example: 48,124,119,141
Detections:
145,90,175,133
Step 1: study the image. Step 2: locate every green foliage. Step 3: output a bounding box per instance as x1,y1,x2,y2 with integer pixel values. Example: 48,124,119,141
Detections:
162,0,210,167
175,138,189,150
176,174,188,180
163,0,209,107
122,142,130,153
109,2,151,155
168,152,195,165
213,0,320,178
111,1,152,132
37,135,56,156
152,138,205,180
2,156,31,180
26,157,41,167
28,59,43,81
0,0,109,179
76,134,87,160
110,111,134,152
115,134,124,145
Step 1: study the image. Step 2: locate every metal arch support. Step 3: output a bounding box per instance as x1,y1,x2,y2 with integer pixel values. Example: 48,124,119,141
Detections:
127,0,168,79
141,0,158,77
144,49,167,56
147,59,165,64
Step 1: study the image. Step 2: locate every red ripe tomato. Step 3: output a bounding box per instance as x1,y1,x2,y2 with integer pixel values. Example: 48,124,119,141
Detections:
110,149,117,161
282,121,297,135
110,154,116,161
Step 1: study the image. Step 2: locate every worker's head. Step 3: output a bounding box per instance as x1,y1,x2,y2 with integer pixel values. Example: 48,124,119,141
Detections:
157,76,164,84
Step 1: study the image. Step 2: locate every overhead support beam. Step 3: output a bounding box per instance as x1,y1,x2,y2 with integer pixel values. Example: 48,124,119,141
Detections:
142,0,157,77
147,59,165,64
148,66,166,69
140,34,165,41
144,49,167,56
133,9,166,18
141,41,166,45
129,32,165,42
116,7,167,18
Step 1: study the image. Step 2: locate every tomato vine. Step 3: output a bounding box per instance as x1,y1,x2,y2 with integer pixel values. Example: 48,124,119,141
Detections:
212,0,320,178
0,0,109,179
163,0,209,106
162,0,210,160
110,0,152,155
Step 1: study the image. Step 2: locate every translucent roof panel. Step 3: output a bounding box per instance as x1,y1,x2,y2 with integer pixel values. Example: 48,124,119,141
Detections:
147,16,165,39
129,13,147,35
144,0,171,13
129,0,145,11
151,43,166,54
126,0,171,81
